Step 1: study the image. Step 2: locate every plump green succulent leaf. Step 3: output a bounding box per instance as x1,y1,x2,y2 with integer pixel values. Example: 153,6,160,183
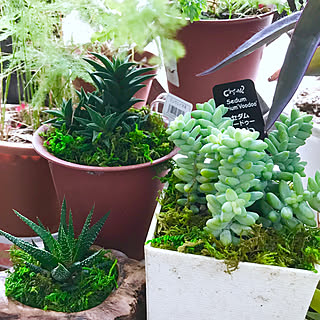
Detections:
0,230,58,270
51,262,72,282
266,0,320,130
198,11,301,76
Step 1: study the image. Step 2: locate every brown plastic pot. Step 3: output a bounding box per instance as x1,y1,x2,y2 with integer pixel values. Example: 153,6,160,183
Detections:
33,125,177,260
168,12,274,106
0,141,59,236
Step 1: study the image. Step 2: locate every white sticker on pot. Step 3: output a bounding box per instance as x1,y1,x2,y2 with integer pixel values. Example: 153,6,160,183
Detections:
165,59,180,87
163,93,193,122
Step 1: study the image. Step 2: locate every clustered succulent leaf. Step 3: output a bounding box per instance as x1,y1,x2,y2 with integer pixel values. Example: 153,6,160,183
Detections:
167,99,320,245
0,200,110,283
45,53,155,148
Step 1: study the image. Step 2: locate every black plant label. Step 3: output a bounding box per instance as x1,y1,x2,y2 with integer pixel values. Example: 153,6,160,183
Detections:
213,79,265,138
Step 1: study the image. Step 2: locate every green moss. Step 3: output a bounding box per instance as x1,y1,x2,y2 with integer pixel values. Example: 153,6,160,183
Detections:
43,108,174,167
150,184,320,273
5,247,118,312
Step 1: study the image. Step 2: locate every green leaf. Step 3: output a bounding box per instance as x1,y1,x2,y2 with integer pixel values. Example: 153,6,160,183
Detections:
198,12,301,76
122,67,155,84
128,74,155,87
86,106,105,128
12,210,56,254
266,0,320,130
51,263,71,282
113,62,136,79
70,249,105,273
68,209,75,247
73,206,94,261
0,230,58,270
58,226,73,265
80,212,110,257
90,53,114,73
83,57,108,73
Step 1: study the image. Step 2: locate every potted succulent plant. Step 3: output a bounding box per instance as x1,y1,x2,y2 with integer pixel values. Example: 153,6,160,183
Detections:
144,98,320,319
164,0,296,106
33,53,176,260
0,200,146,318
199,0,319,184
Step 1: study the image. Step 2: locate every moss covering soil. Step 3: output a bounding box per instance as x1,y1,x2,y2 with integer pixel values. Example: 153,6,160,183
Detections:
43,108,174,167
5,247,118,313
148,175,320,273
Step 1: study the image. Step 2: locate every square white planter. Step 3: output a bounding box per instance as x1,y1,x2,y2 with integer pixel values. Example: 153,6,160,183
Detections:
145,204,320,320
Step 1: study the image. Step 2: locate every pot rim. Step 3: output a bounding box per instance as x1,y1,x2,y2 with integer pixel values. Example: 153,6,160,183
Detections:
176,9,275,25
0,140,37,156
33,124,178,172
145,203,320,276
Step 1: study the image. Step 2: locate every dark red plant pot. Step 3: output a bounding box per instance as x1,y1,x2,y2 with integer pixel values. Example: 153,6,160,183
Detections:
0,141,60,236
168,12,274,107
33,125,177,260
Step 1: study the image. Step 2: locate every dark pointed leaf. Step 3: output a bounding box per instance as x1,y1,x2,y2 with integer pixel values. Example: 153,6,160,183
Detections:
85,106,105,127
198,11,301,76
12,209,56,254
129,74,155,86
83,57,107,73
90,52,114,73
0,230,58,270
266,0,320,130
73,206,94,261
68,209,75,248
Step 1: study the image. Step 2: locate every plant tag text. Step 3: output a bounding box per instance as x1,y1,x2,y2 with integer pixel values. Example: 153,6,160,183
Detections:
163,93,193,122
213,79,265,138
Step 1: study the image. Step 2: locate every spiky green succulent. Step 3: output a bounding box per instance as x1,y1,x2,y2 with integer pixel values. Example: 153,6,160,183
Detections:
166,99,319,245
45,53,155,147
0,200,110,283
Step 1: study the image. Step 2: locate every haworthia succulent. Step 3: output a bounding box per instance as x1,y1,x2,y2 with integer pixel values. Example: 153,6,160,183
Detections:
0,199,112,283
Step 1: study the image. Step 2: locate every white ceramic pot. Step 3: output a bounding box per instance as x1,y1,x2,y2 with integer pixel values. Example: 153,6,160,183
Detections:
145,204,320,320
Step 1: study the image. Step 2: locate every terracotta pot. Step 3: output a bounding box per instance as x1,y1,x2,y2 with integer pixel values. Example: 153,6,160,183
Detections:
33,125,177,260
73,51,157,109
167,12,274,106
0,141,60,236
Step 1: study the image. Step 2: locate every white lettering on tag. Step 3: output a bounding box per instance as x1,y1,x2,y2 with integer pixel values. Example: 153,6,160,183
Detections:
165,60,180,87
163,93,193,122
